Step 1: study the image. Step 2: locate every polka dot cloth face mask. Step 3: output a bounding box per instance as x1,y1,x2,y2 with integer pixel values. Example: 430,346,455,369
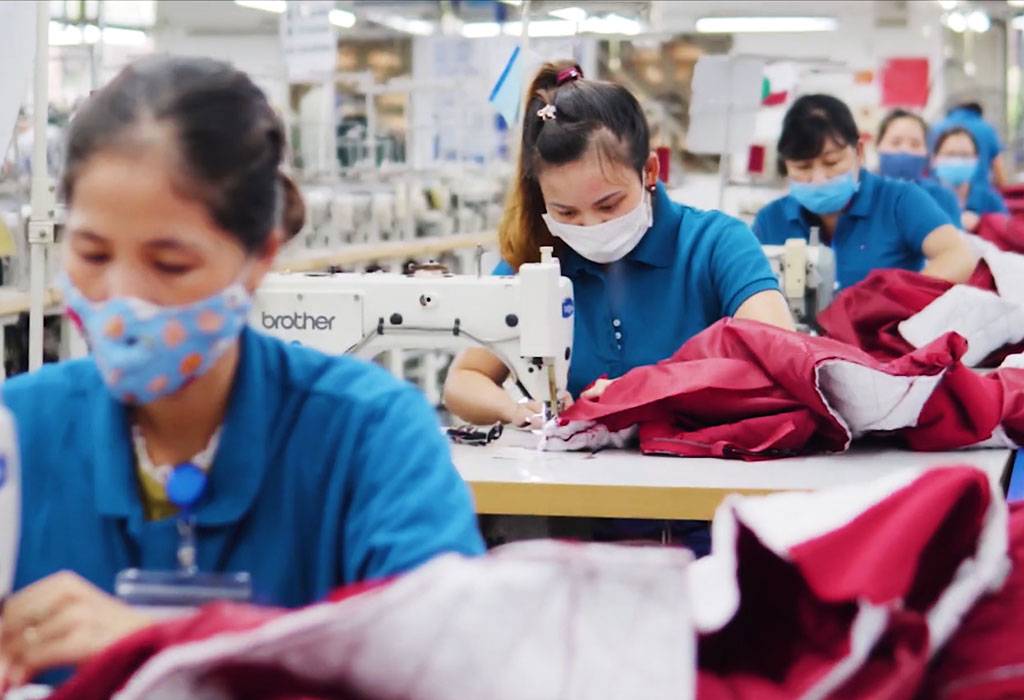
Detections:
61,275,252,405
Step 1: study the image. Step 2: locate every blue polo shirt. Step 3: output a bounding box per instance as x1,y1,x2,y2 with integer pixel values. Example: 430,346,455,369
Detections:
753,170,952,289
930,107,1003,184
6,328,484,608
918,177,962,223
965,180,1008,215
495,184,780,397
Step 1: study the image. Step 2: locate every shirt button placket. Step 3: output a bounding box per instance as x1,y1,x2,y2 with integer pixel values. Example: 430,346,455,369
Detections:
613,318,623,351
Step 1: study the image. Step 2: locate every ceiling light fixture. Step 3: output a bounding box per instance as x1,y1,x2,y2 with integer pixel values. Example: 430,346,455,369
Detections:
695,16,838,33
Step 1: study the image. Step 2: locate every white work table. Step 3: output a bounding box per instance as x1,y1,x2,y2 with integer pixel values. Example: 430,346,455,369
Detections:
452,430,1015,520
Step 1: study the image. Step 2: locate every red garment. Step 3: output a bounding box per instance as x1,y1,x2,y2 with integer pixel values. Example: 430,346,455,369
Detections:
549,319,1023,459
50,580,387,700
976,212,1024,254
696,467,1005,699
817,264,1024,365
918,503,1024,699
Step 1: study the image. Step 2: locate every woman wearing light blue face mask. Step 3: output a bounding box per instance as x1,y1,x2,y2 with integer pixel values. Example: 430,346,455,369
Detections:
444,61,794,430
0,56,483,690
754,95,976,291
932,127,1008,232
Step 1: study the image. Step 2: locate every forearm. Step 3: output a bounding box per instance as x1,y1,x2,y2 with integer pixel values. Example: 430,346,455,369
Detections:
921,248,978,284
443,369,518,425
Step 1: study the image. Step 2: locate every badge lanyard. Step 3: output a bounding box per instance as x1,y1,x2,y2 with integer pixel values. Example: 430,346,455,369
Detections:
115,429,252,612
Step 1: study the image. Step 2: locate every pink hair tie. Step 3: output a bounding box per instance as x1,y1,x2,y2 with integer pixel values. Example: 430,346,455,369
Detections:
556,66,583,86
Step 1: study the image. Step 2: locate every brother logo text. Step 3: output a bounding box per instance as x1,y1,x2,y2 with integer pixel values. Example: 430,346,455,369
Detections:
262,312,336,331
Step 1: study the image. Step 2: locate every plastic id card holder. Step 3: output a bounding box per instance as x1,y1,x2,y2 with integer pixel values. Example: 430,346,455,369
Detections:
115,568,252,617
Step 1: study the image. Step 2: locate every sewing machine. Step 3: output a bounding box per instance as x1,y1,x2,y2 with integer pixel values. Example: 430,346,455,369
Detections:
762,236,836,327
252,247,574,413
0,404,20,599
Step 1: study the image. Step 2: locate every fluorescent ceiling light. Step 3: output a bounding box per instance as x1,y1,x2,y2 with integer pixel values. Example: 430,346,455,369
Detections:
372,15,434,35
695,16,838,33
945,10,968,32
1009,0,1024,8
329,9,356,28
937,0,958,9
549,7,587,23
582,13,642,35
966,10,990,32
48,20,149,46
462,21,501,38
462,14,641,38
234,0,286,12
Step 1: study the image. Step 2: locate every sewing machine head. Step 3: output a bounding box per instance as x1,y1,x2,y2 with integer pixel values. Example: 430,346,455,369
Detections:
762,237,836,329
252,250,574,411
0,404,20,599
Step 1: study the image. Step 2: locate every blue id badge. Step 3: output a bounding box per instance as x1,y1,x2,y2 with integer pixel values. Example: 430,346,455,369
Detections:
115,462,252,615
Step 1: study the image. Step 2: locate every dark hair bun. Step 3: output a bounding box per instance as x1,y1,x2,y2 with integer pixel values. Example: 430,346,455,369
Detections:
279,171,306,241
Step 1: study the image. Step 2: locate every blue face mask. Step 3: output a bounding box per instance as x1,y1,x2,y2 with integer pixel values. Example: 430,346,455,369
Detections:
61,275,252,405
933,157,979,186
788,170,860,215
878,152,928,181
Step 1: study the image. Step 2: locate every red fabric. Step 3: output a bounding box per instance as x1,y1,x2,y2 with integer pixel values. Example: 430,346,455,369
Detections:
976,213,1024,254
815,269,951,361
559,318,1019,459
816,265,1024,365
698,468,993,699
918,503,1024,700
51,579,389,700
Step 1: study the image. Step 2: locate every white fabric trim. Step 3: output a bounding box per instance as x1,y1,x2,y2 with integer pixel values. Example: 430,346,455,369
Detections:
898,286,1024,367
815,361,945,437
924,476,1011,651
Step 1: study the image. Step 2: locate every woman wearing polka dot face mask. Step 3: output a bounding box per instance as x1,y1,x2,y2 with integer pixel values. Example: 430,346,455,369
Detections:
0,56,483,691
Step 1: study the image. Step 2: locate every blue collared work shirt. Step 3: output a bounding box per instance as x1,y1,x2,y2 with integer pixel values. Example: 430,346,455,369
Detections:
918,176,962,223
5,328,484,608
496,184,780,398
964,179,1009,215
753,169,952,290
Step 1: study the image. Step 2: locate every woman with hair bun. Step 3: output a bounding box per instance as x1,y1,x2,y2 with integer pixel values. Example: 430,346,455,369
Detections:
0,55,482,690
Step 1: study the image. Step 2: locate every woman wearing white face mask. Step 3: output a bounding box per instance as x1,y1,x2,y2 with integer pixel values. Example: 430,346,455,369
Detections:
443,62,794,428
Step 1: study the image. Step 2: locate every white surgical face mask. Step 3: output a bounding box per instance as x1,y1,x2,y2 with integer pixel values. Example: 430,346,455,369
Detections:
542,186,653,264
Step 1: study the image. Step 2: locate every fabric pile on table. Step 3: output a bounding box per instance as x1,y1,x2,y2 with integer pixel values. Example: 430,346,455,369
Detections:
540,318,1024,460
47,466,1024,700
817,236,1024,367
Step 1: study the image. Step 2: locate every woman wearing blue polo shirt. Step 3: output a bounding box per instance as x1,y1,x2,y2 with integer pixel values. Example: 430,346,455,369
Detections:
932,126,1008,232
875,109,961,223
754,95,976,291
0,56,482,688
443,61,794,428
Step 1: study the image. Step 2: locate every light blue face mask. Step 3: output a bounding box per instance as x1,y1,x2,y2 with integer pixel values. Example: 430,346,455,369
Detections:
933,157,979,186
788,170,860,215
61,275,252,405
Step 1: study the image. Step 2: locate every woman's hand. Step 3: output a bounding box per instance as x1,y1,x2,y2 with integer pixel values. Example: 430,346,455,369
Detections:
0,571,153,689
506,391,575,428
961,210,981,232
580,378,617,401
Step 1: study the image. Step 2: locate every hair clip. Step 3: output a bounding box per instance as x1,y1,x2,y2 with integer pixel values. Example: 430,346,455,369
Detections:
556,66,583,86
537,104,557,121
